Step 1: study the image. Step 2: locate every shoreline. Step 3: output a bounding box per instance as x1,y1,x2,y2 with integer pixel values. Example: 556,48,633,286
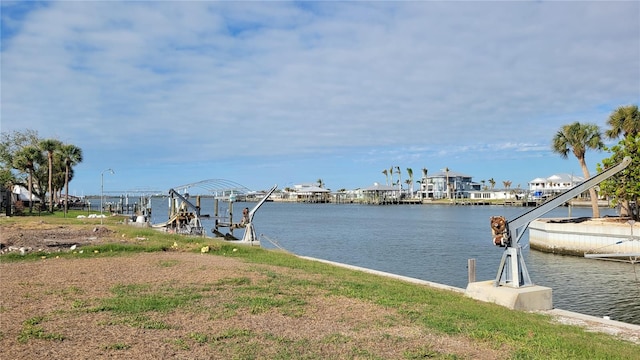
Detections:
299,255,640,343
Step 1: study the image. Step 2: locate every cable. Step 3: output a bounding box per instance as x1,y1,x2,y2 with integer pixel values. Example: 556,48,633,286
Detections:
259,233,289,253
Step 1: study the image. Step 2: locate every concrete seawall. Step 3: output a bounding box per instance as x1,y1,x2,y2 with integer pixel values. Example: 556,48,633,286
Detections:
529,218,640,257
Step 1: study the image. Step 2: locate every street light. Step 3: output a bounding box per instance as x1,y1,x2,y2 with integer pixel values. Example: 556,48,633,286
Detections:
101,168,115,225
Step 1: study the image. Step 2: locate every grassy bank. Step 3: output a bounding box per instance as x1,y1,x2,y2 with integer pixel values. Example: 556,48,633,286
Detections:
1,213,638,359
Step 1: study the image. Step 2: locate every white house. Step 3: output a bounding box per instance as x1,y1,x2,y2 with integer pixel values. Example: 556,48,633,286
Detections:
528,173,584,199
292,184,331,203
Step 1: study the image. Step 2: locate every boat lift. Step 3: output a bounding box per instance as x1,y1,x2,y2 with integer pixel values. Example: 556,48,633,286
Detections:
150,188,205,235
212,184,277,245
490,156,632,288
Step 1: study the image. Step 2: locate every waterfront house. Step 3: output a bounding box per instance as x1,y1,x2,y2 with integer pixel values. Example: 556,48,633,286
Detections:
361,183,399,204
418,170,480,199
468,188,523,201
528,173,585,199
292,184,331,203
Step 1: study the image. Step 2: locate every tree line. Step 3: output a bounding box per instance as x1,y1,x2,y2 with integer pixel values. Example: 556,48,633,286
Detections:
0,129,83,214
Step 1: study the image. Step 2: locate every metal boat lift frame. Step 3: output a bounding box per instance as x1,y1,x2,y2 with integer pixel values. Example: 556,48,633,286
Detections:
491,156,632,288
212,184,278,245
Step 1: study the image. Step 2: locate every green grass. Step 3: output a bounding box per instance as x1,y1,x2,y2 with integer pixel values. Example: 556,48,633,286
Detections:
17,316,66,343
96,283,203,313
2,216,639,359
103,342,131,351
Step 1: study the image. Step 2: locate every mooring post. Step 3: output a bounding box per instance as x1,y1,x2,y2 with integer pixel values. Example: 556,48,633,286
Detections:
468,258,476,283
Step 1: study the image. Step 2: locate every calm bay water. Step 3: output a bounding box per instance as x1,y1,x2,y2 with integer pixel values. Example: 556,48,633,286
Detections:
147,199,640,325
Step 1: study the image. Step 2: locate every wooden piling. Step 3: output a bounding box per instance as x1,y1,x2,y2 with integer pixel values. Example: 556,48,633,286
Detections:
468,258,476,283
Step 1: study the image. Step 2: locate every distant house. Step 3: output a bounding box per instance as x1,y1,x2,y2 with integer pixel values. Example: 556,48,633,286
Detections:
468,189,523,201
528,173,584,199
360,183,399,204
293,184,331,203
418,170,480,199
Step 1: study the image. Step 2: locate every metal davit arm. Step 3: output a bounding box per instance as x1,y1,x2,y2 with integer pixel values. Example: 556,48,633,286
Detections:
491,156,631,288
168,188,200,218
247,184,278,223
505,156,631,246
241,184,278,243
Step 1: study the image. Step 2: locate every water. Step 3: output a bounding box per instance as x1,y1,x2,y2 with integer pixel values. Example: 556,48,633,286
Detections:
148,198,640,325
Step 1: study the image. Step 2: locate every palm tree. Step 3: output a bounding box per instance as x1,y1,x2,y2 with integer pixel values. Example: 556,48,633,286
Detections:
552,122,604,218
389,166,394,187
420,168,428,193
316,178,324,188
488,178,496,190
382,169,389,185
605,105,639,139
39,139,62,212
502,180,512,189
443,167,450,198
13,146,42,213
395,166,401,194
406,168,414,197
59,144,83,215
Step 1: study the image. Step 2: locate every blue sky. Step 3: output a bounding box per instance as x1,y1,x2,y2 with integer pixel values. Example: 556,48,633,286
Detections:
2,1,639,195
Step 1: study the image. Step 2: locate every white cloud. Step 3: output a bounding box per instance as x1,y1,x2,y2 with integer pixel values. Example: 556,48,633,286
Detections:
1,1,638,192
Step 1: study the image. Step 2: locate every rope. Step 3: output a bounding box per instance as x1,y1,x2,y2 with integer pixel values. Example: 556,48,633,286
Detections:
259,233,290,253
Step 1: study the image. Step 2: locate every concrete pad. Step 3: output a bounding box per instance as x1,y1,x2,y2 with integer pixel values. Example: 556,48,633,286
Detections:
465,280,553,311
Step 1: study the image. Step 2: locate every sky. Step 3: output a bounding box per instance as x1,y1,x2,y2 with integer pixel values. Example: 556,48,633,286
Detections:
1,1,639,196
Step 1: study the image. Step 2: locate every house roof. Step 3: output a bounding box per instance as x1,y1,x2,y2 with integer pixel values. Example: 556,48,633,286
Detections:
295,186,330,193
362,183,398,191
528,173,584,184
428,170,471,178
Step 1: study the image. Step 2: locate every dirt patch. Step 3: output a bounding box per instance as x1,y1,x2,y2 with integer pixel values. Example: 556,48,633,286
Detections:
0,222,117,255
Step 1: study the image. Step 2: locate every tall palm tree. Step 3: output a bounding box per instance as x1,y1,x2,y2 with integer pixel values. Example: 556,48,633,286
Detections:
13,146,42,213
316,178,324,188
406,168,414,197
382,169,389,185
488,178,496,190
60,144,83,215
552,122,604,218
39,139,62,212
389,166,394,187
443,167,450,198
605,105,639,139
395,166,401,193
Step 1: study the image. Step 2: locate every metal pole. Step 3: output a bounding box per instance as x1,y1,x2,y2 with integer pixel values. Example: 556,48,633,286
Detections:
101,169,114,225
100,173,104,224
